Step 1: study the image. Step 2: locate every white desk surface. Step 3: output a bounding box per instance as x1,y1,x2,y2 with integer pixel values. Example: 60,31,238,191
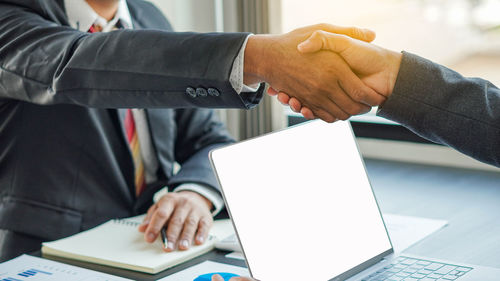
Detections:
364,159,500,268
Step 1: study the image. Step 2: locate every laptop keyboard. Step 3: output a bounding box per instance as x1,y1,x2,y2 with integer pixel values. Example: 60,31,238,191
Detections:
361,256,472,281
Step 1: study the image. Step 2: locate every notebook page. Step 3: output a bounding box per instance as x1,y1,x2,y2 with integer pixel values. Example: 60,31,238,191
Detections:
42,218,231,273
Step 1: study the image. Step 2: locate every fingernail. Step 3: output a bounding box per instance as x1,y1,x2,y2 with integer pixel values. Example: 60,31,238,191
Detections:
147,233,155,241
197,235,204,243
167,241,175,250
180,239,189,249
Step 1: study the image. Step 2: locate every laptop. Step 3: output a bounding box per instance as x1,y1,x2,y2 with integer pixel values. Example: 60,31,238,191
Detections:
209,120,500,281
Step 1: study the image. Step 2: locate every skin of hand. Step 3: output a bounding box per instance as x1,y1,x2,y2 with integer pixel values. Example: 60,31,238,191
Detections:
138,190,213,252
243,24,387,122
271,30,403,120
211,274,257,281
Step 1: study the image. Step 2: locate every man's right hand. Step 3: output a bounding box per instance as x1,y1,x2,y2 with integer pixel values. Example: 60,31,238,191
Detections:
243,24,386,122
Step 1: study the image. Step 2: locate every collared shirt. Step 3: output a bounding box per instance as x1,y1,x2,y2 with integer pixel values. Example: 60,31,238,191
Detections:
64,0,236,215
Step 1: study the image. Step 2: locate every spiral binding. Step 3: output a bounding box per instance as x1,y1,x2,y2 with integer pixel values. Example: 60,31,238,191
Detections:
112,218,141,227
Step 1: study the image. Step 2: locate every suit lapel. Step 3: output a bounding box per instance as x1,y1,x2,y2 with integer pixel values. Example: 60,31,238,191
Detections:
145,109,175,180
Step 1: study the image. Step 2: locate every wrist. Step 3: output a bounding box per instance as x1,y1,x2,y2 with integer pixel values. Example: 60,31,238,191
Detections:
178,190,213,210
244,34,275,85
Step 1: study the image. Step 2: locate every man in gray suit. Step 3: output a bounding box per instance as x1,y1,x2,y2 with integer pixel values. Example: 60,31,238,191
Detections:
0,0,382,261
274,30,500,168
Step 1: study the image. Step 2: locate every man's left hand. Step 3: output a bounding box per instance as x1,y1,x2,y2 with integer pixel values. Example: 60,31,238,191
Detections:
138,191,213,252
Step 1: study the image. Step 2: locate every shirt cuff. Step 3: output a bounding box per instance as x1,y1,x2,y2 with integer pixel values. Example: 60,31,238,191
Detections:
229,34,260,94
153,184,224,216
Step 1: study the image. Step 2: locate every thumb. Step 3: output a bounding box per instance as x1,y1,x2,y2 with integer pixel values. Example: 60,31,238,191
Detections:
297,31,351,54
211,274,224,281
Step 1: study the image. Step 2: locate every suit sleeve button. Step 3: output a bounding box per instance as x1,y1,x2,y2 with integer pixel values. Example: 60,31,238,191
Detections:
208,88,220,97
186,87,197,98
196,88,208,97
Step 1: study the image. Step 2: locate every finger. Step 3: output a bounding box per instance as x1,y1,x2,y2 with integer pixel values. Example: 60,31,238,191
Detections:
300,107,316,120
312,79,364,120
337,70,386,107
312,108,339,123
194,216,213,245
325,54,385,108
290,71,363,120
177,212,200,250
310,23,376,42
288,97,302,113
267,87,279,96
165,202,191,252
212,274,224,281
144,197,175,243
295,88,346,122
138,204,157,232
298,31,352,54
277,92,290,105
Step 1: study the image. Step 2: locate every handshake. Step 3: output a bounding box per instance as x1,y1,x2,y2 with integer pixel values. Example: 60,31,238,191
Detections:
244,24,403,123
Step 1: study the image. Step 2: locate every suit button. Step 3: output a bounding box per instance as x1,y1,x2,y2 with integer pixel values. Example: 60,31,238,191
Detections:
196,87,208,97
186,87,197,98
207,88,220,97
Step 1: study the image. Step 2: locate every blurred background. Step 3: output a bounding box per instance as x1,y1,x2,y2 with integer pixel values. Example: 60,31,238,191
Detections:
150,0,500,171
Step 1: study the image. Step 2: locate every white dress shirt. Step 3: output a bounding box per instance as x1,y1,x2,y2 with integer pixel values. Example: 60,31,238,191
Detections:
64,0,255,215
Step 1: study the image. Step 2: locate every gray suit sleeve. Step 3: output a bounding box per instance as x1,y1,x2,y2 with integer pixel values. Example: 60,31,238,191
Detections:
377,51,500,167
0,5,262,109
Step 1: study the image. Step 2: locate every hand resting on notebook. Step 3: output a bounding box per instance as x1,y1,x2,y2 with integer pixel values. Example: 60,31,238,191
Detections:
138,191,213,252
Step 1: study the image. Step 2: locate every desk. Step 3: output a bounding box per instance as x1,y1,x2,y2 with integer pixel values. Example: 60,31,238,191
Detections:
365,159,500,268
44,159,500,280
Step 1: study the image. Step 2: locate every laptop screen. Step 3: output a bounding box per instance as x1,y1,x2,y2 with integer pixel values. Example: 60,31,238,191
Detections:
210,120,393,281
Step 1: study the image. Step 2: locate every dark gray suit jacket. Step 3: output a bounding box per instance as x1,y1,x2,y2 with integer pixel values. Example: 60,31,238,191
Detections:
0,0,264,241
378,52,500,167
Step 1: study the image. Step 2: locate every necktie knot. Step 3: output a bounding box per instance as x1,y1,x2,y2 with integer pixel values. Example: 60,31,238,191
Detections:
88,23,103,33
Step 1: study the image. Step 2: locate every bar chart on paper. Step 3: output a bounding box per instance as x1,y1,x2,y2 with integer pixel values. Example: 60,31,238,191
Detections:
0,255,131,281
6,268,53,279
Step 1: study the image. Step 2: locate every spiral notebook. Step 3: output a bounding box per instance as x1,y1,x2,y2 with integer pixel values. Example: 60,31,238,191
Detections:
41,216,233,274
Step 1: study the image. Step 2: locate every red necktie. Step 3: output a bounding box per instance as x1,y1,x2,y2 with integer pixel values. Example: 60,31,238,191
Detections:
124,109,146,196
88,24,146,196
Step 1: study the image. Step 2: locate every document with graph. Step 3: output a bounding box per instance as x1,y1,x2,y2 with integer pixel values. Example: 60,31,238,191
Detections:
0,254,130,281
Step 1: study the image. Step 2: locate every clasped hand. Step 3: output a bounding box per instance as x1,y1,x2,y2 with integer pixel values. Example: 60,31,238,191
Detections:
257,24,402,122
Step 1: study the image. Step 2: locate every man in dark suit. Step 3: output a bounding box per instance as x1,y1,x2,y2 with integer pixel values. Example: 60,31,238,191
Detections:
0,0,244,261
0,0,382,261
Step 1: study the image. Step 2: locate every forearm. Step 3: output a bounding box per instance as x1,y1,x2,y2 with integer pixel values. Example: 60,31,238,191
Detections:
378,52,500,167
0,7,260,108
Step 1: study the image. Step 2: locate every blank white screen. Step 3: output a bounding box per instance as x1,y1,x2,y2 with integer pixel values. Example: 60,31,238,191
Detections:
211,120,392,281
